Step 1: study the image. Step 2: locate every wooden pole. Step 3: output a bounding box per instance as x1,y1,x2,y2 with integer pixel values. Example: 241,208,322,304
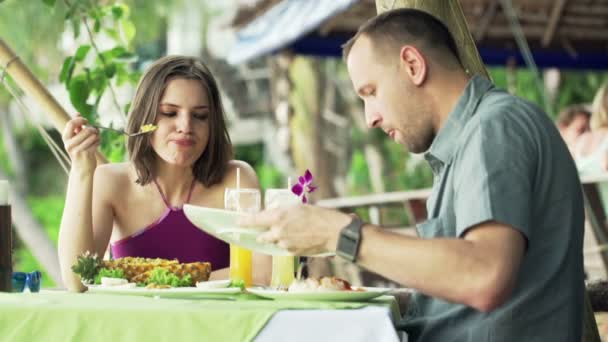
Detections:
375,0,490,80
0,39,106,164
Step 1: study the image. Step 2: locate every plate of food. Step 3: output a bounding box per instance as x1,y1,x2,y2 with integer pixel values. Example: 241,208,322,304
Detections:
183,205,334,257
247,277,389,302
72,252,241,298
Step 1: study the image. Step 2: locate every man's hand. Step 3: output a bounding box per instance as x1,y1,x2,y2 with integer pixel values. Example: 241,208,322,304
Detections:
238,205,351,255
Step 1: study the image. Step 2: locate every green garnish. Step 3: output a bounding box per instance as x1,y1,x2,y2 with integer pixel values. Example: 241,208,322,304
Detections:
94,268,126,285
229,279,245,290
146,268,192,287
71,251,103,284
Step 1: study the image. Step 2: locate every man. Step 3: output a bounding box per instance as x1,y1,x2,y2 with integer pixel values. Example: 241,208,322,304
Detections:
239,9,584,341
556,104,591,155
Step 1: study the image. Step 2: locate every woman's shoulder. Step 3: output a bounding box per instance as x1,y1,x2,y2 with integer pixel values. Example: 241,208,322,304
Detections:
96,162,131,177
94,162,134,188
222,160,259,188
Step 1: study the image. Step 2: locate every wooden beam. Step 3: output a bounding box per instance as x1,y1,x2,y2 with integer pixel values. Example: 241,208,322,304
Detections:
474,0,499,42
473,26,608,40
569,4,608,16
0,39,107,165
542,0,568,47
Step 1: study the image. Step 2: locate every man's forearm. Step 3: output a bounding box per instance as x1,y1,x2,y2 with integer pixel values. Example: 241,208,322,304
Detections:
355,225,504,311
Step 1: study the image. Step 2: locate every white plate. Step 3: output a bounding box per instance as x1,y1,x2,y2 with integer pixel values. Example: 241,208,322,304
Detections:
195,279,231,289
86,284,241,298
183,205,334,257
246,287,389,302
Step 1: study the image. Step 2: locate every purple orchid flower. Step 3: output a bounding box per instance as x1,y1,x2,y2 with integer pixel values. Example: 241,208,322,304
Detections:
291,169,317,203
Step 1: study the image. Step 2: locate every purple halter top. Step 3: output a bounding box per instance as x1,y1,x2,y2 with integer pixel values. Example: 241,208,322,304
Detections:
110,180,229,268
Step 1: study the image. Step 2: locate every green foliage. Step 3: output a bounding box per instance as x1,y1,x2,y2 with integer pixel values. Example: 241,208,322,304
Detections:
56,1,139,122
43,0,147,165
556,71,608,113
99,131,127,163
256,164,285,190
2,0,167,289
0,0,68,105
13,195,66,288
346,150,371,196
235,143,286,190
489,68,608,118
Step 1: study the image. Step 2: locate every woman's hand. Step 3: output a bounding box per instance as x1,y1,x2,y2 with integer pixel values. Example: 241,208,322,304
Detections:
62,115,100,175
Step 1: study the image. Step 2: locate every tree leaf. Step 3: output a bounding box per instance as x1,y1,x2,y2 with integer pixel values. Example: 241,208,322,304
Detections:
104,28,119,41
74,45,91,62
93,18,101,33
71,17,81,38
120,19,136,45
59,57,75,85
42,0,56,6
111,5,123,19
68,76,93,118
103,64,116,78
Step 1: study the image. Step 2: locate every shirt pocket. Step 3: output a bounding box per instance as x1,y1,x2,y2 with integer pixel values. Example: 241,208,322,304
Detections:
416,217,446,239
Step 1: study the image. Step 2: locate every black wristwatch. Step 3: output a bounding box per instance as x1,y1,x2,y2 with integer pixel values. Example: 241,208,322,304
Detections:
336,217,364,262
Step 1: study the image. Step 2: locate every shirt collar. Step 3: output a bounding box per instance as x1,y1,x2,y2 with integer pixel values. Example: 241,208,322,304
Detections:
424,75,494,168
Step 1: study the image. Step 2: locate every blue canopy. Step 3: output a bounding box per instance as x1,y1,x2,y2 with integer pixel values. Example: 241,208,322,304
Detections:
227,0,357,65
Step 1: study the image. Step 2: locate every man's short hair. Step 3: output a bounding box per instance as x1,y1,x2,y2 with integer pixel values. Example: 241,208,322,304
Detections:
342,8,461,68
556,105,591,127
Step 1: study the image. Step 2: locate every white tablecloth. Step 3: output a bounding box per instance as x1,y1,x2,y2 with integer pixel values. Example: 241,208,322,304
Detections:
255,306,405,342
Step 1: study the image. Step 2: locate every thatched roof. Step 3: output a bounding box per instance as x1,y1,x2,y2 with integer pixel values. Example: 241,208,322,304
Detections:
230,0,608,68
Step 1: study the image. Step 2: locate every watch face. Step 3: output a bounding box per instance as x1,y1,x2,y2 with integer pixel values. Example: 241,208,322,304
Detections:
336,218,363,262
337,228,360,262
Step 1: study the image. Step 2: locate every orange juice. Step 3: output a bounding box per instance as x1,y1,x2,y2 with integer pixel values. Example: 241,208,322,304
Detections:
225,188,260,288
229,244,253,286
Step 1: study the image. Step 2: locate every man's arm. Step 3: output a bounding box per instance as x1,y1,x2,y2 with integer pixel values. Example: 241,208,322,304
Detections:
353,220,526,312
245,204,526,312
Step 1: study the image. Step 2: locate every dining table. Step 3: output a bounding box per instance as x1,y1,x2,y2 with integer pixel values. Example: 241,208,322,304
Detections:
0,289,405,342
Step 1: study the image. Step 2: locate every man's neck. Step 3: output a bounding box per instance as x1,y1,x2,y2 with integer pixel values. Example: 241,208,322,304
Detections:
430,70,471,134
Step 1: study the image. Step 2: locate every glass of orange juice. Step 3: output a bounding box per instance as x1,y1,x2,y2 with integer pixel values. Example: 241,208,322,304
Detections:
225,188,260,287
264,189,300,289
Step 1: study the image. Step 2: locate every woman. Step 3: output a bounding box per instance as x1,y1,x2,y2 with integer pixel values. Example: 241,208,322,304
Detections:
58,56,270,291
575,83,608,173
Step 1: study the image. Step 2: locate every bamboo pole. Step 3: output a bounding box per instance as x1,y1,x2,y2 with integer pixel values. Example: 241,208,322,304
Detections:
375,0,490,80
0,39,107,164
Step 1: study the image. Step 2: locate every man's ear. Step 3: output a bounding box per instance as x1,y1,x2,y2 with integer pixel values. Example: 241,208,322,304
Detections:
399,45,427,86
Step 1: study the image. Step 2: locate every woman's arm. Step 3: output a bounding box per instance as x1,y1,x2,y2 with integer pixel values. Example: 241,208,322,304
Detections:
57,117,114,292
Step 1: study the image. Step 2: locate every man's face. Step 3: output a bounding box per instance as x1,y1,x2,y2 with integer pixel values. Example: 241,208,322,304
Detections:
346,36,434,153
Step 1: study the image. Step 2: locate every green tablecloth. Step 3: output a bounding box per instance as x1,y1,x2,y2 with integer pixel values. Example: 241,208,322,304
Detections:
0,291,399,342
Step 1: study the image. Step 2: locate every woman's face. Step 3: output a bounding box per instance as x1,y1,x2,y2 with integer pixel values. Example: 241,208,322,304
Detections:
150,77,211,168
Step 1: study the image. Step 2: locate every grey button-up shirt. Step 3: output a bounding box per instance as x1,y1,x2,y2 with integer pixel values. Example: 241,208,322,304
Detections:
402,76,584,342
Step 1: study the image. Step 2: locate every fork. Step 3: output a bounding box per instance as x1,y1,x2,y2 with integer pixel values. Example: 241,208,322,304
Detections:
85,124,152,137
